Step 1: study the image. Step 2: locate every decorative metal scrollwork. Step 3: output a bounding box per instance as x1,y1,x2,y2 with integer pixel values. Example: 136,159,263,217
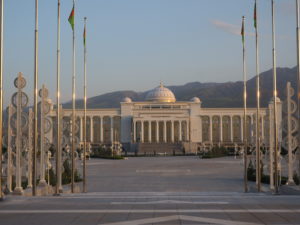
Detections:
14,74,26,89
11,92,28,108
39,87,49,98
10,112,28,133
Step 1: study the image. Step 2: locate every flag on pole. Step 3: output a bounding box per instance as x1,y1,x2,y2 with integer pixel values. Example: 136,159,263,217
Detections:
254,1,257,28
241,18,245,43
68,6,75,30
83,26,86,47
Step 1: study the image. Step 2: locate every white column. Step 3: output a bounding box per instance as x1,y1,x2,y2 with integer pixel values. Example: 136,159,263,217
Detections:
187,120,190,141
240,115,244,142
209,116,213,143
133,120,136,142
171,120,174,143
80,116,83,142
141,120,144,143
156,121,159,143
148,121,152,143
251,115,254,140
179,121,182,142
90,116,94,143
220,116,223,143
261,115,264,143
100,116,103,143
163,121,167,142
230,116,233,142
110,117,114,142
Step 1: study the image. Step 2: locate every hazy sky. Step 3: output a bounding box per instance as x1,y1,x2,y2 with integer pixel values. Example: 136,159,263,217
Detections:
3,0,297,106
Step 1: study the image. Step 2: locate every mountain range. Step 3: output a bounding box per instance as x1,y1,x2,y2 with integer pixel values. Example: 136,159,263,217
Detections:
63,66,298,109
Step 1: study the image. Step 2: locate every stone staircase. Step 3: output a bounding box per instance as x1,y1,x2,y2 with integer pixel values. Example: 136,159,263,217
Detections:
137,143,183,156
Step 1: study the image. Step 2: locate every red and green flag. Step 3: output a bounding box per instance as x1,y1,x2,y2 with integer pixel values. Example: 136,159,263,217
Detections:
241,18,245,44
68,6,75,31
254,1,257,28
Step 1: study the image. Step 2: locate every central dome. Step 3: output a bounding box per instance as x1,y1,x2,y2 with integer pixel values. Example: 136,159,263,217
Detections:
145,83,176,103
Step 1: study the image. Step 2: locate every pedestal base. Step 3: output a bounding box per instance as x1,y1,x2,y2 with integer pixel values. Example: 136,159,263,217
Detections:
53,187,63,196
13,187,24,195
286,180,296,186
38,180,48,187
0,192,5,201
37,183,49,196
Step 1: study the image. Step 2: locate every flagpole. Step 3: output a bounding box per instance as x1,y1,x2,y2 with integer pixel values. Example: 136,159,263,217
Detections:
71,0,76,194
271,0,279,194
55,0,62,196
295,0,300,182
0,0,4,200
83,17,87,193
242,16,248,193
32,0,39,197
255,0,261,192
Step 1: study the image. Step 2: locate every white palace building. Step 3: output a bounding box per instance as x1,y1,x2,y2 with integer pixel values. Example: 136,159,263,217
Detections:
49,83,282,154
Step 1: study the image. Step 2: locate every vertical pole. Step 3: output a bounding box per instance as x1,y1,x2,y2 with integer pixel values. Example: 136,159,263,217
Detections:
287,82,295,185
0,0,3,199
269,107,274,190
71,0,76,193
272,0,279,194
7,105,12,192
14,74,23,194
242,16,248,193
27,108,33,189
295,0,300,183
83,17,87,193
32,0,39,196
55,0,62,195
39,85,46,185
255,0,261,192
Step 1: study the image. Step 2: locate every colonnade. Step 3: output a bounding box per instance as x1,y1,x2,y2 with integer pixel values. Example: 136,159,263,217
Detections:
133,120,189,143
78,116,117,143
203,114,265,144
73,114,266,144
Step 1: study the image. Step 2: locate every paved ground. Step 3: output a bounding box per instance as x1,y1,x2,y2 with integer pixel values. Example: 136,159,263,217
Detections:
1,156,300,225
87,156,244,192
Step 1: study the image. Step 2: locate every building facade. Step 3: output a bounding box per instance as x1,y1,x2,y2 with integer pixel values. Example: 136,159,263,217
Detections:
49,84,282,153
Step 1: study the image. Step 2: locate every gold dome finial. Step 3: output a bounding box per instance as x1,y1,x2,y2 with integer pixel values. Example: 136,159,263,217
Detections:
160,81,163,88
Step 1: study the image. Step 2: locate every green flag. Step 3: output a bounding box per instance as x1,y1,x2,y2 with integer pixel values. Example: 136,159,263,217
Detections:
241,19,245,44
254,2,257,28
83,26,86,47
68,6,75,31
